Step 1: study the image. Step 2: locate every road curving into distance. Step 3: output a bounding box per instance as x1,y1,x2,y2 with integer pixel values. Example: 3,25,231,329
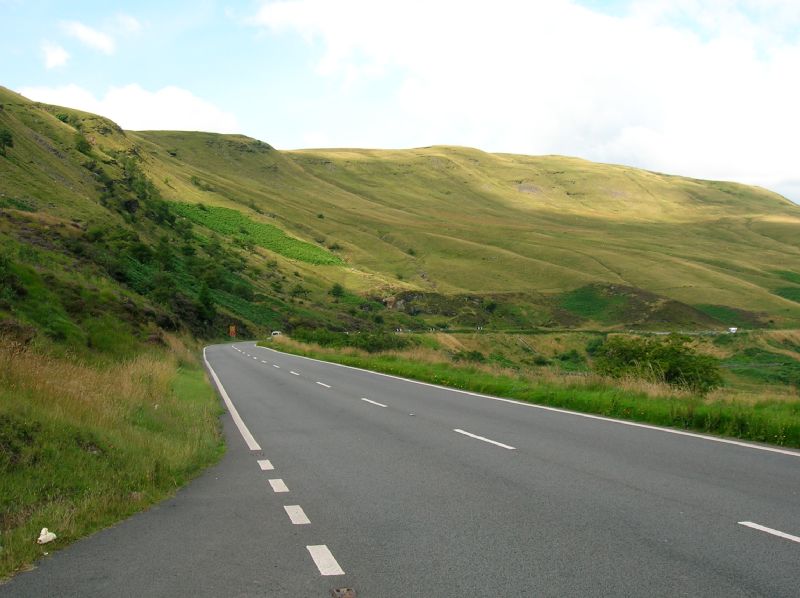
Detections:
3,341,799,597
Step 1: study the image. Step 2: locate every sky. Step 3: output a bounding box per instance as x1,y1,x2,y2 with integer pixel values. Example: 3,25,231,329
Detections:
1,0,799,202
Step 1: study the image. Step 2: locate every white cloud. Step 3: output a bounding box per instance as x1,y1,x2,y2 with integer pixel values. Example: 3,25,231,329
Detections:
251,0,800,201
41,41,69,69
17,84,240,133
60,20,115,54
115,14,142,34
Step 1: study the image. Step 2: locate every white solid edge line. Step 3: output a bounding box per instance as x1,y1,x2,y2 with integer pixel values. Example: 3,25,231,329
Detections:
361,397,387,408
738,521,800,544
316,381,331,388
269,478,289,493
284,505,311,525
290,371,300,376
203,347,261,451
256,344,800,459
257,459,274,471
454,428,516,450
307,545,345,576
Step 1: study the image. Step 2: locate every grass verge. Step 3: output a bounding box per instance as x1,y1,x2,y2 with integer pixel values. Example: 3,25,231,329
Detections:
0,342,224,579
260,338,800,449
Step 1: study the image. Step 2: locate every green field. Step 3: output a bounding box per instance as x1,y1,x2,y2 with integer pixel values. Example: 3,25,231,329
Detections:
121,132,800,328
172,203,343,265
4,83,800,330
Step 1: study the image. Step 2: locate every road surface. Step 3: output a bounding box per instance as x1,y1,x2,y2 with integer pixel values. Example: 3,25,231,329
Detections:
3,341,799,597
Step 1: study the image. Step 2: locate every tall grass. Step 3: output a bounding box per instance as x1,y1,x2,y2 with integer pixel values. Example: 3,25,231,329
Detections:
263,337,800,448
0,340,223,578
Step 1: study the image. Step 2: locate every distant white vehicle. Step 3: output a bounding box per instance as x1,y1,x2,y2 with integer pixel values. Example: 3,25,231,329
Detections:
728,327,738,334
271,330,282,336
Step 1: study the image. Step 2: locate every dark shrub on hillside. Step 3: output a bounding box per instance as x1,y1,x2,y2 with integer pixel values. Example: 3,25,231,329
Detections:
0,256,26,306
74,133,91,155
292,328,411,353
0,413,42,470
452,350,486,363
592,334,722,394
585,336,606,356
0,127,13,156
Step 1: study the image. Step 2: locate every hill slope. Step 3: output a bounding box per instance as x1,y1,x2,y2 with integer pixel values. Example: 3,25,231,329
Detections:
129,131,800,328
2,84,800,335
2,84,800,578
0,87,393,352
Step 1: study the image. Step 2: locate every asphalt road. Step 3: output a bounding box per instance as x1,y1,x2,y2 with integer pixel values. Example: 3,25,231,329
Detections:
3,341,799,597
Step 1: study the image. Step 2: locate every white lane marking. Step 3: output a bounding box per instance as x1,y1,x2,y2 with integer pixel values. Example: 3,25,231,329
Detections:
454,428,516,450
269,478,289,493
260,346,800,459
738,521,800,544
203,348,261,451
284,505,311,525
361,397,387,408
253,356,259,360
307,545,345,576
261,360,268,364
273,364,281,369
316,381,331,388
290,371,300,376
258,459,274,471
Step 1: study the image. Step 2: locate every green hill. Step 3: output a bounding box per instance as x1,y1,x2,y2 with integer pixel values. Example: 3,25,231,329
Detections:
0,84,800,340
130,134,800,330
3,85,800,577
3,84,800,340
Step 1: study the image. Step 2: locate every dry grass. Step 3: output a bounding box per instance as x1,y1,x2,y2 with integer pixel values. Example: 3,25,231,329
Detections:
0,343,174,428
433,333,466,352
275,334,688,401
161,331,201,367
706,384,800,405
0,338,223,579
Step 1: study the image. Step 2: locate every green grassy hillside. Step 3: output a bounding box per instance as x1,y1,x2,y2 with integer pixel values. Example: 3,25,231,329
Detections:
4,82,800,334
0,86,405,577
0,87,409,348
120,131,800,329
2,84,800,576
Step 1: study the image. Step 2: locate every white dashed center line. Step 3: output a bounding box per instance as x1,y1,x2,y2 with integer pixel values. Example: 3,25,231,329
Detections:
261,360,268,364
361,398,387,408
739,521,800,544
257,459,274,471
316,381,331,388
268,479,289,493
284,505,311,525
273,364,281,369
453,428,516,450
307,545,345,576
290,371,299,376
